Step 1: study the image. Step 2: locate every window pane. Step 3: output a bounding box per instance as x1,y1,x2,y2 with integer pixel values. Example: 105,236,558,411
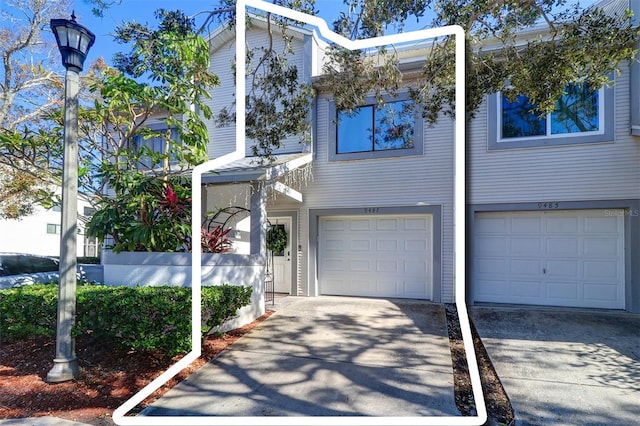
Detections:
551,84,599,134
375,101,415,150
501,95,546,138
337,106,374,153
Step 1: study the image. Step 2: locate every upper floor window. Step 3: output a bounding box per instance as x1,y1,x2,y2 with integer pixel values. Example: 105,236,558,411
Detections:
329,93,423,161
131,125,180,169
488,83,613,150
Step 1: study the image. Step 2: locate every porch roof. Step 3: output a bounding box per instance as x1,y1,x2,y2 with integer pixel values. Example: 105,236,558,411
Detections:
200,152,313,184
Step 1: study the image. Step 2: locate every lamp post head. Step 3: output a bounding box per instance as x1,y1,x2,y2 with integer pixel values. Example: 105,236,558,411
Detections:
50,12,95,73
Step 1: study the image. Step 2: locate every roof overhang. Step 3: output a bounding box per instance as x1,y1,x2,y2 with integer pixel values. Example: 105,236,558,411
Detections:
201,152,313,184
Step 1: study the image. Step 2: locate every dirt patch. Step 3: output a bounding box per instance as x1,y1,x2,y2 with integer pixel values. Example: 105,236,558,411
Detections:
1,304,513,425
445,303,515,425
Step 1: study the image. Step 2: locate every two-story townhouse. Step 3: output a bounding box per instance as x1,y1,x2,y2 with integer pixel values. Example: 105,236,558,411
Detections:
192,0,640,315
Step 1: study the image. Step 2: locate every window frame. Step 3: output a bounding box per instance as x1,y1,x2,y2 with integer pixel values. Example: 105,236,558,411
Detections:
47,223,61,234
328,92,424,161
131,122,181,168
488,85,614,150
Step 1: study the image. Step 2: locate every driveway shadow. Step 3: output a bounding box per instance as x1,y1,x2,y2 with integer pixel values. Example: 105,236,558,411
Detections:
470,306,640,426
142,296,460,418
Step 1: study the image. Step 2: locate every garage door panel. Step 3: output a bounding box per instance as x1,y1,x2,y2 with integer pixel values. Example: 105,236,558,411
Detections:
584,260,618,279
584,283,619,302
405,239,428,252
511,281,543,298
477,279,509,296
319,214,432,300
325,239,346,251
584,216,620,233
474,210,624,309
477,258,506,274
405,217,429,230
510,259,540,276
350,239,371,251
376,218,399,230
477,216,508,233
546,238,579,256
350,259,370,272
376,239,397,251
476,236,508,255
377,260,398,272
511,216,542,233
546,282,579,300
511,238,541,255
546,260,579,277
583,238,618,257
546,216,579,233
350,219,370,231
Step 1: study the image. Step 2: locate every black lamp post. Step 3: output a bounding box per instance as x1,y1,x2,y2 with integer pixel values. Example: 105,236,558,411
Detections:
47,12,95,383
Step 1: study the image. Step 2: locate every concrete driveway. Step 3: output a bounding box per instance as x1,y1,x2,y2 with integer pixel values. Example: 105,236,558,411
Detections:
142,296,461,418
470,306,640,426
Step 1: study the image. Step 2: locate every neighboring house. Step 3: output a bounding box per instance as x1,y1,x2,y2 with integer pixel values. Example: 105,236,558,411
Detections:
0,189,98,258
104,0,639,315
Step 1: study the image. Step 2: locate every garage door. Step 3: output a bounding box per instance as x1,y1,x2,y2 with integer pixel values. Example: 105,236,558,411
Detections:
473,210,624,309
319,214,432,299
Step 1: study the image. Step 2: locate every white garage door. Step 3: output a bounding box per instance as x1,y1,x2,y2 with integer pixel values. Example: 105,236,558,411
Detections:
319,214,432,299
473,210,624,309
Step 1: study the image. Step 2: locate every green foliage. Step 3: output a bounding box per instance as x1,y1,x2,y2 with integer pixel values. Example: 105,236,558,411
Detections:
0,283,253,356
320,0,640,123
0,284,58,341
87,175,192,252
266,225,288,254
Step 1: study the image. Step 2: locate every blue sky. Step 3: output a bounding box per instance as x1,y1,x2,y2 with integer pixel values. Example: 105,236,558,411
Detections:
70,0,600,68
72,0,343,67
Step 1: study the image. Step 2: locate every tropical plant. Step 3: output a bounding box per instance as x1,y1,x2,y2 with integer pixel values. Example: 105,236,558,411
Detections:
87,176,192,252
201,226,233,253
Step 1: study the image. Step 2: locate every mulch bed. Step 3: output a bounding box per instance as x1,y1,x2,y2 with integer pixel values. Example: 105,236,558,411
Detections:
1,305,514,425
445,303,515,425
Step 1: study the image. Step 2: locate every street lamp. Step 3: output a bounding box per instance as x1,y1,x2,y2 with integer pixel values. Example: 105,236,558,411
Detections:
47,12,95,383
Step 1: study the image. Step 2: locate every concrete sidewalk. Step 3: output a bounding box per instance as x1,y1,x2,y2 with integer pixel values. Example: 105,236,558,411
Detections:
141,296,460,418
471,306,640,426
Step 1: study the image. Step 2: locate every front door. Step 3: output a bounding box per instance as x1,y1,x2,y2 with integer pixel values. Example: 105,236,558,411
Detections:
268,216,292,294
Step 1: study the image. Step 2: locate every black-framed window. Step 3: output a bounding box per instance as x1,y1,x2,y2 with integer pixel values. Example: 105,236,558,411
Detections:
488,83,613,150
329,93,423,161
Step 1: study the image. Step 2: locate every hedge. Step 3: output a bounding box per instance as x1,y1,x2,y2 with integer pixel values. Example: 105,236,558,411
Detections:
0,283,252,356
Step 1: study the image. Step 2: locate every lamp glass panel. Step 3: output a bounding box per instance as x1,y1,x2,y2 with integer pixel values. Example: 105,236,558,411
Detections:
55,26,69,47
68,28,81,49
79,34,90,52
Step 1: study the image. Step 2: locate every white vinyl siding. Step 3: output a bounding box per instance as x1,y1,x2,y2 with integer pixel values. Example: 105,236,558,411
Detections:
307,94,456,302
319,215,433,299
468,67,640,204
473,210,625,309
206,26,311,159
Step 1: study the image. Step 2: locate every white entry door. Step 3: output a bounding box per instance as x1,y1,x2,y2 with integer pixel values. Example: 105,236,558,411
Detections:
473,210,625,309
268,217,292,294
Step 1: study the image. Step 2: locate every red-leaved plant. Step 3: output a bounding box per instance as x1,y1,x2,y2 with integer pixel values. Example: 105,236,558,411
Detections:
201,225,233,253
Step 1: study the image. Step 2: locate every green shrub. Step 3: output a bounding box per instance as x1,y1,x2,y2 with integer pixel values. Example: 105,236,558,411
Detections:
77,256,101,264
0,283,252,356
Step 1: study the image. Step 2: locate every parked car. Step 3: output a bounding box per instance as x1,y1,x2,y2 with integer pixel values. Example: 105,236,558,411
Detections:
0,253,60,289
